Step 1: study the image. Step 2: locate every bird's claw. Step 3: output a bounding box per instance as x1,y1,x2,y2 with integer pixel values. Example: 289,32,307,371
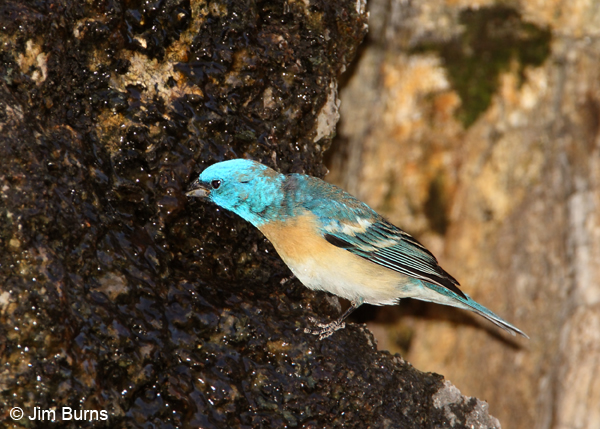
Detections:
304,318,346,340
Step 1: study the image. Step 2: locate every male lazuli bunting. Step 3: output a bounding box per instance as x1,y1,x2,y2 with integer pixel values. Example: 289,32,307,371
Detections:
187,159,528,339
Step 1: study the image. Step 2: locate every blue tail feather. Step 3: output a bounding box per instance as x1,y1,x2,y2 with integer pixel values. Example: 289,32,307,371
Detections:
421,282,529,338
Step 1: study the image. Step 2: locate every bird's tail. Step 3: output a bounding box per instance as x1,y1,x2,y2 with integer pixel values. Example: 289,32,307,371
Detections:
419,282,529,338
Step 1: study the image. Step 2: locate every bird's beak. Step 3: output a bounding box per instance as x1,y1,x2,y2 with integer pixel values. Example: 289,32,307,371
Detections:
186,179,210,198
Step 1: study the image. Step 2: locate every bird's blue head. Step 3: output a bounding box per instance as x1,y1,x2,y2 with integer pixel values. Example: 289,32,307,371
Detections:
186,159,285,226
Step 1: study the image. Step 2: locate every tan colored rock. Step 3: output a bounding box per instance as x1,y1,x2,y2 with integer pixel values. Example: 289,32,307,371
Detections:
328,1,600,428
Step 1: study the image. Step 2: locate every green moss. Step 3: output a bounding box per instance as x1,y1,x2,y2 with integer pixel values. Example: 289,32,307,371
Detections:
413,6,551,127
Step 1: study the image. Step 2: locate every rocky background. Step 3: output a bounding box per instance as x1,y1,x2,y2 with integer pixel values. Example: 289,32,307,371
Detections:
327,1,600,428
0,0,514,428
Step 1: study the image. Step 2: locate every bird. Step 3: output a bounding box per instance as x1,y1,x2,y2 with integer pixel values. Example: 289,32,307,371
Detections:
186,159,528,340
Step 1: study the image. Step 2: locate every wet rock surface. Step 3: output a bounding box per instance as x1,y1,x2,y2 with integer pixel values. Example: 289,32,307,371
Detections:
1,0,499,427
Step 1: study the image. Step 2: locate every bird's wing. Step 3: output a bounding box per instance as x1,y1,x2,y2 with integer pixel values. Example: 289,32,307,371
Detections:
285,174,464,299
320,217,465,299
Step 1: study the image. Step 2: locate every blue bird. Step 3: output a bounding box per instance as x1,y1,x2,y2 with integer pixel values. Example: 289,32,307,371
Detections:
187,159,528,339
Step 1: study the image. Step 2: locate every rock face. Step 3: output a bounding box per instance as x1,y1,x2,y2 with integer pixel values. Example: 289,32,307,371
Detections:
0,0,501,428
328,1,600,428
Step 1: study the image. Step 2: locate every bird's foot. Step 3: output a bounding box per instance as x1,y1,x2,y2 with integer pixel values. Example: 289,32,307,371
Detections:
303,300,363,340
304,317,346,340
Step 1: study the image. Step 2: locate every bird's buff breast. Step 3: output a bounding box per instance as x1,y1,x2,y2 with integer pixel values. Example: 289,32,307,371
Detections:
259,213,406,305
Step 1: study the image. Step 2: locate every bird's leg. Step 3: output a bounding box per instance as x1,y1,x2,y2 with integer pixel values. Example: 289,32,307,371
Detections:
304,299,363,340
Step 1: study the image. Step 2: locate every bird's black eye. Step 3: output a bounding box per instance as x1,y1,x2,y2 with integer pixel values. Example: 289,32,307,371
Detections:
211,180,221,189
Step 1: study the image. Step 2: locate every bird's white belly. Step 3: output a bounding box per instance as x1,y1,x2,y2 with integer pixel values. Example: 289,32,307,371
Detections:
260,214,407,305
285,255,402,305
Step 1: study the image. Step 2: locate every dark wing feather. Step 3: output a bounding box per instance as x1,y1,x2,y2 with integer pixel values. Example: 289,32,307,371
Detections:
283,174,464,299
323,220,465,299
